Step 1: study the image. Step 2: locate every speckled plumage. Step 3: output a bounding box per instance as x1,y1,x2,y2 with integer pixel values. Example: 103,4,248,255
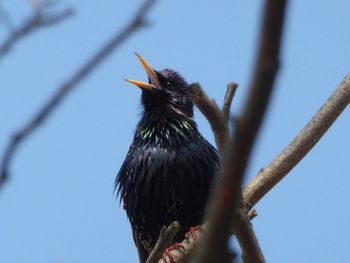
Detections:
116,68,219,263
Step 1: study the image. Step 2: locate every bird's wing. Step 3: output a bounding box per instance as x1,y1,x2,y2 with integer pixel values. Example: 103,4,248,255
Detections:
116,145,151,262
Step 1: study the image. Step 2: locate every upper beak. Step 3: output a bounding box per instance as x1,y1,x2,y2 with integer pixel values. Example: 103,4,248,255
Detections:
125,52,161,90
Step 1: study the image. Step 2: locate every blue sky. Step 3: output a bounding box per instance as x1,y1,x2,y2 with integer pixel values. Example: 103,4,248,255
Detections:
0,1,349,262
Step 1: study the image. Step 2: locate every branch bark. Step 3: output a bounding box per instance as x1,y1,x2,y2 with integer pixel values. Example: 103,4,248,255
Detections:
234,211,264,263
0,0,159,192
243,72,350,208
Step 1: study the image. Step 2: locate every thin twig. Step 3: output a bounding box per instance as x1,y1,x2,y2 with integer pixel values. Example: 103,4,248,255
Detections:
243,72,350,208
146,222,181,263
189,82,238,156
0,0,159,192
0,7,74,60
222,83,237,125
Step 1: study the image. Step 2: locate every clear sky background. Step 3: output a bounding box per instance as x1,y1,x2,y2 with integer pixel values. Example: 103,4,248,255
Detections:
0,1,349,262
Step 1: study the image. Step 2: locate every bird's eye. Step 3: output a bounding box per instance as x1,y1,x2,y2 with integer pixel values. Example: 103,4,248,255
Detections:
166,81,171,87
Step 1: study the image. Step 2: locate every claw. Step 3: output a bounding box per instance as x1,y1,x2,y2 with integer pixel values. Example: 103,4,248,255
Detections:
162,243,185,263
185,225,203,243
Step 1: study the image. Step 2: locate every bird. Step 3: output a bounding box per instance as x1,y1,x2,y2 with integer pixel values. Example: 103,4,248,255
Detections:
115,53,219,263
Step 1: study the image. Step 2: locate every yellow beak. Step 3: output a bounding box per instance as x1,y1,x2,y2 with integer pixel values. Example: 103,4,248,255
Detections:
125,52,160,90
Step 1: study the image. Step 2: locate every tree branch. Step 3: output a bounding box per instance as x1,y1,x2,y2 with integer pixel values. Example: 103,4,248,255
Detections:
0,7,75,60
0,0,159,192
243,72,350,208
234,210,265,263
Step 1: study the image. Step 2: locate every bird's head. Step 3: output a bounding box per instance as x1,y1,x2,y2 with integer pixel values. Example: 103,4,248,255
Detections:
125,53,193,117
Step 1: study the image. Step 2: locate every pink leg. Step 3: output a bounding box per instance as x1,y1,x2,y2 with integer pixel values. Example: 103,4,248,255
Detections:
185,225,203,242
162,243,185,263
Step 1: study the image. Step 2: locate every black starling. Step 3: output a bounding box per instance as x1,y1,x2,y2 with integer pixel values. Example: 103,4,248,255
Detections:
116,53,219,263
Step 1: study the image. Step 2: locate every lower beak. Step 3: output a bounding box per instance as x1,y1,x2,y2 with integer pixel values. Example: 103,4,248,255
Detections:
125,53,160,90
124,79,156,90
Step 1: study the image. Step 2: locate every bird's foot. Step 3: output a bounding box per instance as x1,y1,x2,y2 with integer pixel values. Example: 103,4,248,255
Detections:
162,243,184,263
185,225,203,243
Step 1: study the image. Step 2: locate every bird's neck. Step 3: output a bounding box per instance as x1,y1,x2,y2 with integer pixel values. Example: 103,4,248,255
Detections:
134,110,197,148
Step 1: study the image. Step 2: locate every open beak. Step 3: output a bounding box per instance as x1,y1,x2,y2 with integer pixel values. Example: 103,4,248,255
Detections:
125,52,161,90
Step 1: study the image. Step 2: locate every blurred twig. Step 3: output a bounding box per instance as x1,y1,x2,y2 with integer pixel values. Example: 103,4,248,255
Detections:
0,0,158,192
0,7,74,60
